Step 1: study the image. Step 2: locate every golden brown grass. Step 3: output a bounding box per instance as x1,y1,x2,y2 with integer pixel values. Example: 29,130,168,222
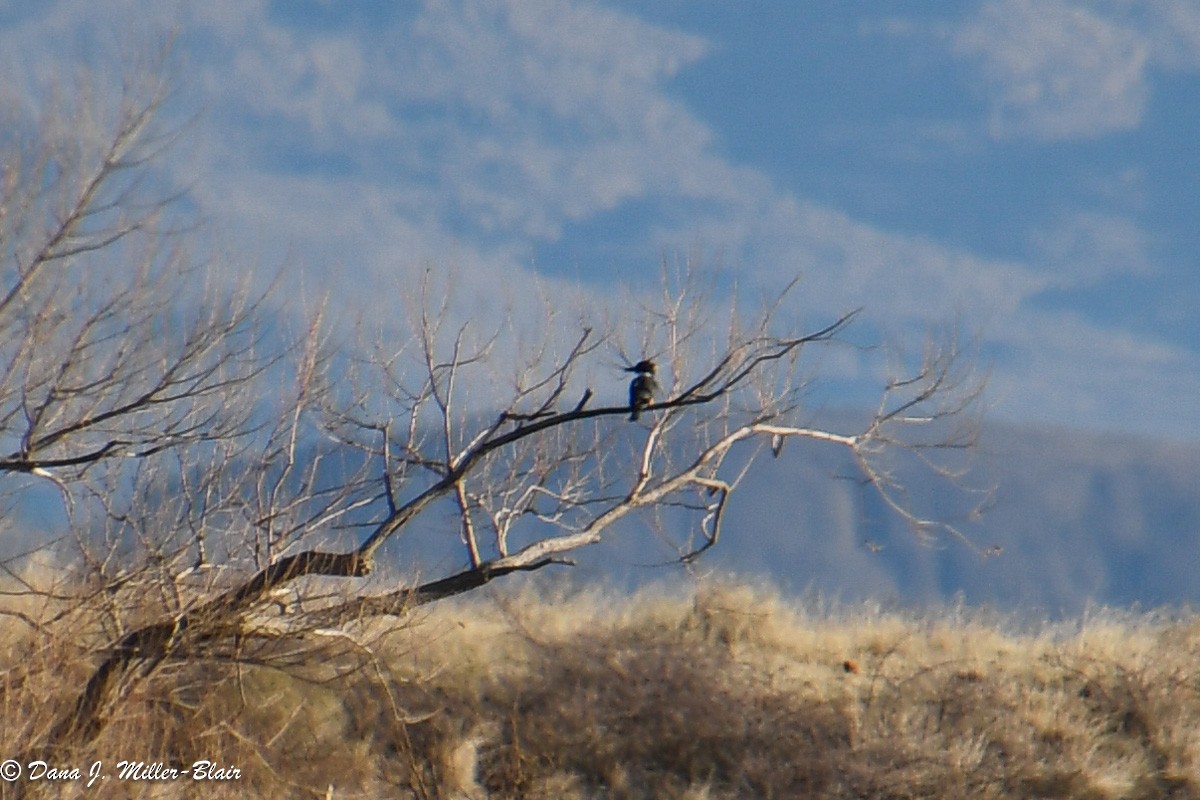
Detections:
3,576,1200,799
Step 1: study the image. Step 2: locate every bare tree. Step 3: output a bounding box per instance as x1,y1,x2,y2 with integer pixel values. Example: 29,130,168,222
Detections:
0,62,985,769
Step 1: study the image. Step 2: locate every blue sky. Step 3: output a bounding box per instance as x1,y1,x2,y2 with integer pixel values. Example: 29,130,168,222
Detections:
3,0,1199,440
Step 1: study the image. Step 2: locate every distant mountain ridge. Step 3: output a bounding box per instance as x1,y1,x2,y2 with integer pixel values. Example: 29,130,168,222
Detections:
683,419,1200,616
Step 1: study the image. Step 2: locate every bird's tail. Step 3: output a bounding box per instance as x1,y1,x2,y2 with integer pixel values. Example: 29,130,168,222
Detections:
629,409,639,422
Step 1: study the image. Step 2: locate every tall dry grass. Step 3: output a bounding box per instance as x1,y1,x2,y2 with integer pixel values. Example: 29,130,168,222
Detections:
3,572,1199,799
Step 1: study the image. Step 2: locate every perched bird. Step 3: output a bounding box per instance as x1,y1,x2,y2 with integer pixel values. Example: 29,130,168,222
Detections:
625,360,659,421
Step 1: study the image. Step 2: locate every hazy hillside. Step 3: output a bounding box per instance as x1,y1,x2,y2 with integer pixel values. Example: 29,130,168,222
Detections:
532,418,1200,617
696,420,1200,616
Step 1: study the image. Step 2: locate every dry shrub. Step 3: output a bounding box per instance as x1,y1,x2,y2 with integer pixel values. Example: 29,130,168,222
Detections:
374,584,1200,800
478,630,850,798
5,578,1200,799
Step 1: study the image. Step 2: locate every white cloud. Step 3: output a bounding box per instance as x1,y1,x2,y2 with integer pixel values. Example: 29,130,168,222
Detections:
170,0,1200,437
1136,0,1200,70
643,169,1050,328
953,0,1200,141
4,0,1198,438
184,0,713,246
1029,211,1154,285
954,0,1150,140
991,309,1200,434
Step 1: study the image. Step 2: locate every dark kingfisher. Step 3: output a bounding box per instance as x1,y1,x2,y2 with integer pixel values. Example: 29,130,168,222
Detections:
625,360,659,421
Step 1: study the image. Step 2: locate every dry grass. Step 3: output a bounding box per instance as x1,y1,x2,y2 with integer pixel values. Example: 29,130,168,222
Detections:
3,576,1200,799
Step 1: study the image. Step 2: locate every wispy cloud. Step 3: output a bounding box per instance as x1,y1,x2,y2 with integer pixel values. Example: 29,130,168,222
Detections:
954,0,1149,140
3,0,1198,438
158,0,725,320
1029,211,1155,284
994,310,1200,434
952,0,1200,141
